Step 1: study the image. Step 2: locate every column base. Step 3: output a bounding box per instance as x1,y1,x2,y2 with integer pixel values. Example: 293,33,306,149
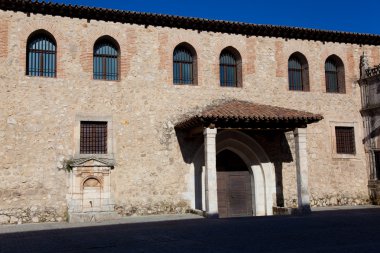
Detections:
206,212,219,219
297,205,312,215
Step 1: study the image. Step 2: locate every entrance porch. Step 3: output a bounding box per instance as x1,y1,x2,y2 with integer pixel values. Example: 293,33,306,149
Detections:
175,100,323,218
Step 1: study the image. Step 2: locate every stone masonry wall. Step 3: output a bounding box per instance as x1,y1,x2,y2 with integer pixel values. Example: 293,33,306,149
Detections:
0,10,378,223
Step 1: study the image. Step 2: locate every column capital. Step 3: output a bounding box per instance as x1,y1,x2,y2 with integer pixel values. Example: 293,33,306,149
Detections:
203,127,217,136
294,127,307,137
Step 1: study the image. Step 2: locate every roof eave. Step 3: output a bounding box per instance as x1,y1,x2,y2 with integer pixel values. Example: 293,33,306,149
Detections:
1,0,380,45
175,115,323,131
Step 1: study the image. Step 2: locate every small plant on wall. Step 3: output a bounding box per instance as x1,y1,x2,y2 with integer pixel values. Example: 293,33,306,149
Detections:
62,158,74,172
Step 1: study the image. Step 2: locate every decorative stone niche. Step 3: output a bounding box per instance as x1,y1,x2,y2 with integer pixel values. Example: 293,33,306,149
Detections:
82,177,102,212
66,157,119,222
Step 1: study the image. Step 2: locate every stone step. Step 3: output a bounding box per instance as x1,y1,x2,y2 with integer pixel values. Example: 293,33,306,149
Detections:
69,212,120,223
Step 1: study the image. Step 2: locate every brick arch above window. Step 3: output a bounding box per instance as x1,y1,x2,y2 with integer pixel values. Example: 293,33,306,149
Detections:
288,52,309,91
93,35,120,81
20,21,65,77
325,54,346,93
219,46,242,87
173,42,198,85
26,29,57,78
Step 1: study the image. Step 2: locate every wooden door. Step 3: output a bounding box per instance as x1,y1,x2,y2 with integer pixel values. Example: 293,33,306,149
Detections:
217,171,253,218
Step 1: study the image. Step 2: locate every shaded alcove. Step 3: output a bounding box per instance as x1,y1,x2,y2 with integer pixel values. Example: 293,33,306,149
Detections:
217,149,249,172
175,128,294,212
216,149,253,217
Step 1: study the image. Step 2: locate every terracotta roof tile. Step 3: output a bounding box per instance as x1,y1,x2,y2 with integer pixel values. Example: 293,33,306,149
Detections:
0,0,380,45
176,100,323,130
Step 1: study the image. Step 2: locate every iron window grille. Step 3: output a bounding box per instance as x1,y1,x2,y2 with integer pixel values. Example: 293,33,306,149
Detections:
220,52,238,87
173,47,194,84
80,121,108,154
325,56,345,93
26,35,56,77
335,127,355,154
288,57,303,91
93,41,119,81
325,59,339,92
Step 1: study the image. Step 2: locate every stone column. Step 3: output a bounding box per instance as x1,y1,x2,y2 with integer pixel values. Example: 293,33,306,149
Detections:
294,128,311,214
204,127,218,218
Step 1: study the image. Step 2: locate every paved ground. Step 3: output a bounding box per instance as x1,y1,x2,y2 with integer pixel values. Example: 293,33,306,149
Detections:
1,206,380,252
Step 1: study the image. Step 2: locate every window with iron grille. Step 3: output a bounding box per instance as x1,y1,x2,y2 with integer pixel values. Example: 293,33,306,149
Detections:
93,39,119,81
375,151,380,178
26,33,56,77
288,53,309,91
335,127,355,154
173,47,194,84
325,56,345,93
80,121,108,154
220,51,237,87
326,59,338,92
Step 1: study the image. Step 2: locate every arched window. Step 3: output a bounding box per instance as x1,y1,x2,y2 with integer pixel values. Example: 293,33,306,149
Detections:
288,52,309,91
26,31,56,77
220,47,242,87
93,37,120,81
173,44,196,84
325,55,345,93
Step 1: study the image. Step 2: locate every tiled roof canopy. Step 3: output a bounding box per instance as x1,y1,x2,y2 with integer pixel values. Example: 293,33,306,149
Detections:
1,0,380,45
175,100,323,130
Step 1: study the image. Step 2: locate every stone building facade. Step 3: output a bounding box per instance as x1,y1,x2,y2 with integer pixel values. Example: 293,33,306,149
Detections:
1,0,380,223
359,55,380,204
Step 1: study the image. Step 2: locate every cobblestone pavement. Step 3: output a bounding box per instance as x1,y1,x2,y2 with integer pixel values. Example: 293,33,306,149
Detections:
1,207,380,253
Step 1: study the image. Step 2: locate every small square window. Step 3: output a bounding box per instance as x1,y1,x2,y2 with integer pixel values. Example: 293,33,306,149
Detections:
80,121,108,154
335,127,355,154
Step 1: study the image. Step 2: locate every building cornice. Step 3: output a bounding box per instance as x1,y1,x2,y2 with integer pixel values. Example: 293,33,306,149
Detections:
1,0,380,45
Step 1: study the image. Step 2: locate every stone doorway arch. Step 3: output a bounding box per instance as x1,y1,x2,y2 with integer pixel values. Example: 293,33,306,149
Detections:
216,130,276,216
192,130,276,217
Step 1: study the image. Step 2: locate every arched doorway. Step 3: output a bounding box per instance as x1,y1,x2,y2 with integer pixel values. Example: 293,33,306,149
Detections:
216,149,253,218
191,130,276,217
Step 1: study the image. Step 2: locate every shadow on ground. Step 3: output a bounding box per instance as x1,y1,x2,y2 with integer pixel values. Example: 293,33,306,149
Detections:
1,208,380,253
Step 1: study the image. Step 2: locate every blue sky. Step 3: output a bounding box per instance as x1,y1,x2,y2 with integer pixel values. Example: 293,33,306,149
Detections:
49,0,380,35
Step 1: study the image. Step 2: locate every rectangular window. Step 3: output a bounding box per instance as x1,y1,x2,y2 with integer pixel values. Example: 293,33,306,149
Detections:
289,68,303,91
80,121,108,154
173,61,193,84
335,127,355,154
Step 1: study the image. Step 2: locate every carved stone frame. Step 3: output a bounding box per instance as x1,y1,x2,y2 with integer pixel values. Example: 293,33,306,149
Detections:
74,114,115,161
